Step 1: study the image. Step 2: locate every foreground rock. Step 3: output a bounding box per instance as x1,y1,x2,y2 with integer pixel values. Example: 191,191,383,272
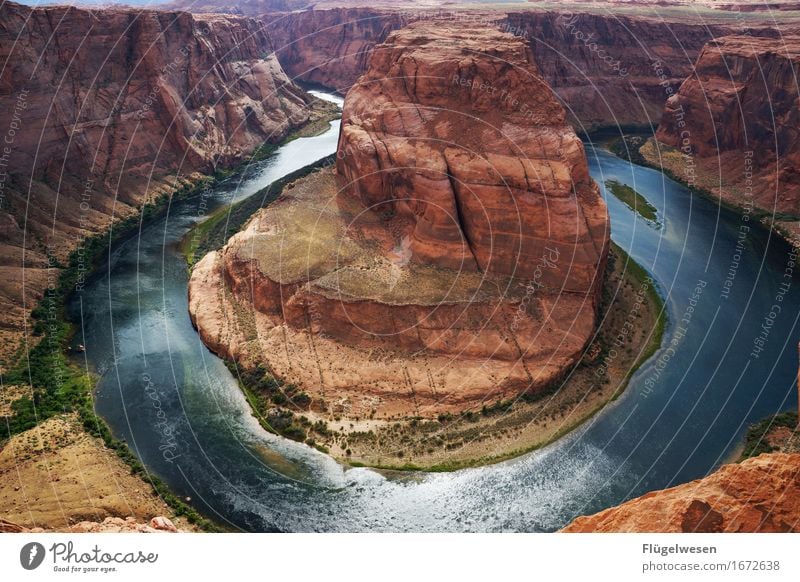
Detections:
190,22,608,443
0,1,324,363
2,515,183,533
0,415,189,530
564,453,800,532
649,34,800,239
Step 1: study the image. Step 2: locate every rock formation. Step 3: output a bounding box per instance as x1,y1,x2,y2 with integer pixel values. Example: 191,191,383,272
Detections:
563,453,800,532
189,21,609,418
0,1,321,363
651,34,800,223
335,22,609,281
261,8,408,93
1,515,183,533
261,8,730,129
503,12,731,130
0,414,184,531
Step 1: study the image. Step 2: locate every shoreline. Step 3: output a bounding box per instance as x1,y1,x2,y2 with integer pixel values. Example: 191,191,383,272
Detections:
189,172,666,472
604,132,800,471
604,133,800,251
336,242,666,471
0,99,339,532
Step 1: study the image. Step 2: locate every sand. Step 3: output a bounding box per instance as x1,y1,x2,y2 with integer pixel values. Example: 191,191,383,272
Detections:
0,414,185,530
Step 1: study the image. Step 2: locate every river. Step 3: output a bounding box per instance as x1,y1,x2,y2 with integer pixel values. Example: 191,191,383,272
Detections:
68,91,799,532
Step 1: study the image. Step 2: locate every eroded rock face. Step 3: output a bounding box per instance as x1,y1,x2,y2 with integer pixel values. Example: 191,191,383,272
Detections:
261,8,409,93
504,12,731,129
0,516,184,533
261,8,730,128
563,453,800,532
189,22,609,418
336,22,608,283
654,34,800,218
0,1,316,361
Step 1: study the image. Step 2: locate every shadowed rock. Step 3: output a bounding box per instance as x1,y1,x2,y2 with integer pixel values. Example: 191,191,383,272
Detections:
189,21,609,418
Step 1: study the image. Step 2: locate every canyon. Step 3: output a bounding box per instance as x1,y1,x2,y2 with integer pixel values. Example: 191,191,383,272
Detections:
260,8,732,129
0,0,798,534
2,2,796,363
0,0,331,533
195,3,800,240
646,33,800,241
260,8,408,94
0,1,331,365
188,20,617,465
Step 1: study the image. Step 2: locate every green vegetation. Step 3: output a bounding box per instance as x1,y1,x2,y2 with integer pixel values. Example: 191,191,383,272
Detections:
226,361,330,454
606,133,649,166
1,181,200,439
739,411,798,461
614,243,667,381
0,182,228,530
77,405,221,531
611,138,800,239
605,179,660,225
182,153,336,265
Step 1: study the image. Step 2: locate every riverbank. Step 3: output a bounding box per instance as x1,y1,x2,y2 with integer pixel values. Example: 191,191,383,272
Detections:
565,411,800,533
0,97,340,532
606,133,800,250
182,154,336,265
0,175,228,531
738,411,799,461
190,192,665,471
340,242,665,471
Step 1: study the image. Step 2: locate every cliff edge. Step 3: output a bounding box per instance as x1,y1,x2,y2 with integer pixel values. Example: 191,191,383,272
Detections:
189,21,609,436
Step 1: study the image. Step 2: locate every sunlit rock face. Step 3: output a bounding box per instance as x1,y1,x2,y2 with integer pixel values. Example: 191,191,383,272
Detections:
564,453,800,532
0,1,315,359
654,34,800,217
189,21,609,418
336,22,609,284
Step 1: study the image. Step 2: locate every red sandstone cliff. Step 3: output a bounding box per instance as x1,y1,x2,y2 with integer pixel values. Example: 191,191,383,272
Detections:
503,12,731,130
0,2,318,362
336,22,608,283
653,34,800,221
261,8,408,93
189,21,609,418
260,8,730,129
564,453,800,532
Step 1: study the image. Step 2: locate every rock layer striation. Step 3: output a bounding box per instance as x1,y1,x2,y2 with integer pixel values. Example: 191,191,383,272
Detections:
0,1,319,361
189,22,609,418
564,453,800,532
653,34,800,221
262,8,730,128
